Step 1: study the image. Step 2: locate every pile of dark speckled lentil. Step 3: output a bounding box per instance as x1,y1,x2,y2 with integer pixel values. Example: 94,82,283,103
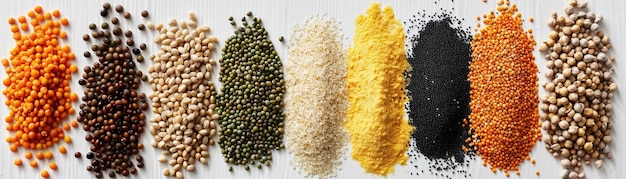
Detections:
216,12,286,171
77,3,149,178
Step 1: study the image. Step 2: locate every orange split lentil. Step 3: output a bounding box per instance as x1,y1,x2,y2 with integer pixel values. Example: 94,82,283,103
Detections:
41,170,50,178
3,7,77,169
468,0,541,173
30,160,38,167
49,162,57,170
52,9,60,17
59,146,67,153
44,151,53,159
14,158,23,166
36,152,44,160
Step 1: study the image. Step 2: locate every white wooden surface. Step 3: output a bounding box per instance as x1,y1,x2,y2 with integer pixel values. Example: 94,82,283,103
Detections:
0,0,624,178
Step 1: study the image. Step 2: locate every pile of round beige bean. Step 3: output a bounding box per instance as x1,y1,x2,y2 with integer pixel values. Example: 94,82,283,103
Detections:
538,1,616,179
148,12,219,179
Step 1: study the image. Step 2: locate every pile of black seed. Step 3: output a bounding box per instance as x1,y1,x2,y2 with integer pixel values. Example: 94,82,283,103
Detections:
405,11,474,178
77,3,149,178
216,13,286,171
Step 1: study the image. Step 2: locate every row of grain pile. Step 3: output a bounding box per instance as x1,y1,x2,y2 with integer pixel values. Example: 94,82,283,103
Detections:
2,1,620,179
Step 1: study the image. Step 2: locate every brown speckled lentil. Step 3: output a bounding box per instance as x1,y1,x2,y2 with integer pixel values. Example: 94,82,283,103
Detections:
78,3,147,177
115,5,123,12
103,3,111,10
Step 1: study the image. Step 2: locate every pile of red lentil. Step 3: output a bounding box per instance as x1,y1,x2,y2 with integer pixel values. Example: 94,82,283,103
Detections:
3,5,78,178
468,0,541,176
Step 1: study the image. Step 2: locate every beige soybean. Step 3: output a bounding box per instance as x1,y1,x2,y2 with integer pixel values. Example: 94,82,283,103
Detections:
148,11,219,179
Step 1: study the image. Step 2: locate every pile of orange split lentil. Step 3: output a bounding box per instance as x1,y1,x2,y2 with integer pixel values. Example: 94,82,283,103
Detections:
3,5,79,178
468,0,541,176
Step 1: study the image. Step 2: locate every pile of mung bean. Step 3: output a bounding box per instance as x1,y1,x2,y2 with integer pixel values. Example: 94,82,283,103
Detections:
216,12,286,171
77,3,148,178
148,12,219,179
539,1,616,178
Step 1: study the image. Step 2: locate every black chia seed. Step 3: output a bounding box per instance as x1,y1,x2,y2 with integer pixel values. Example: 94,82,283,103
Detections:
405,10,474,178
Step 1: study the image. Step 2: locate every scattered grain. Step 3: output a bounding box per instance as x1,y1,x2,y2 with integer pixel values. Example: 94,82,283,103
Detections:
284,15,349,178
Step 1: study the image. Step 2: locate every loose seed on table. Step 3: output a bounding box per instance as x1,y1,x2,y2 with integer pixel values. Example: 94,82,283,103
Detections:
115,5,123,12
14,159,22,166
141,10,149,17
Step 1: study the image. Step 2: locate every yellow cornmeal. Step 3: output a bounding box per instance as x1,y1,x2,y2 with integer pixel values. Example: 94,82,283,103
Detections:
345,3,413,176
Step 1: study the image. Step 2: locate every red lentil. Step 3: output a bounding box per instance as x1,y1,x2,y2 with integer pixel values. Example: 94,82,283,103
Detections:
14,158,23,166
59,146,67,153
468,0,541,173
3,6,76,154
49,162,58,170
30,160,38,167
41,170,49,178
